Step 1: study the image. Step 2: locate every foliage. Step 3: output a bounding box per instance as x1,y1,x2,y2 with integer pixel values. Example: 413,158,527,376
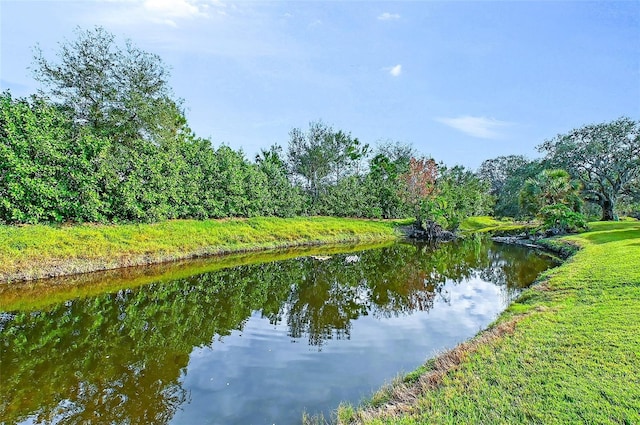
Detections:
0,28,308,224
287,121,367,211
518,169,586,233
316,175,377,218
478,155,544,218
0,91,110,223
9,26,639,236
398,157,438,221
374,140,415,174
433,165,493,230
8,26,492,227
399,160,493,231
519,169,583,217
539,117,640,221
255,145,306,217
0,91,306,224
478,155,528,197
362,142,415,219
539,204,588,233
33,26,175,146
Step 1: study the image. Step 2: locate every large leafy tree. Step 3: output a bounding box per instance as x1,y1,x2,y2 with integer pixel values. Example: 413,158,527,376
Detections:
478,155,544,218
287,121,334,204
539,117,640,220
399,157,438,220
33,26,176,145
478,155,529,196
365,141,414,218
435,165,493,230
254,145,305,217
287,121,363,209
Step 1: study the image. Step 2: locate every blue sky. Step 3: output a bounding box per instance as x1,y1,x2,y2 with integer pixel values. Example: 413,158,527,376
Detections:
1,1,638,169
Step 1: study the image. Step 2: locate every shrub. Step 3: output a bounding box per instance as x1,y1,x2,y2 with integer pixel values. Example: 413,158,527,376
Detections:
539,204,588,233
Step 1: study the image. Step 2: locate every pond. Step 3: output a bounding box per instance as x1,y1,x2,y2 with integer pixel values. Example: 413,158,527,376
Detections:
0,237,557,424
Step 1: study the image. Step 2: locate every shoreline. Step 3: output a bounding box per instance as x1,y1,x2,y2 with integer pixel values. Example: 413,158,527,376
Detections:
0,217,404,284
332,220,640,424
0,240,395,312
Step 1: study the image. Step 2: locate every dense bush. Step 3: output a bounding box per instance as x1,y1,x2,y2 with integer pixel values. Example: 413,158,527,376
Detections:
0,91,303,224
539,204,588,233
0,94,110,223
0,91,498,225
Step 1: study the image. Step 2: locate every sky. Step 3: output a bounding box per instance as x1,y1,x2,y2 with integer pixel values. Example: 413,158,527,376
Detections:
1,0,639,169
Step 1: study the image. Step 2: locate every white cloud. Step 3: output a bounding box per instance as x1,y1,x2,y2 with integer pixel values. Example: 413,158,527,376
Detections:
142,0,209,27
435,116,512,139
378,12,400,21
143,0,204,19
97,0,225,27
388,64,402,77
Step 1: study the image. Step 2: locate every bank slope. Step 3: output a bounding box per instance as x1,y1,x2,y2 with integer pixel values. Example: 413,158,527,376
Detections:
342,220,640,424
0,217,403,283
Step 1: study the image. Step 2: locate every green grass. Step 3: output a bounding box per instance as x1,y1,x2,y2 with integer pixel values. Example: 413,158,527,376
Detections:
0,217,401,283
459,216,535,235
339,220,640,424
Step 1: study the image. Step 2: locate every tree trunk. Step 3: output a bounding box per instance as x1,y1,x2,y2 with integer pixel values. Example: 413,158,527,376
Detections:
601,198,615,221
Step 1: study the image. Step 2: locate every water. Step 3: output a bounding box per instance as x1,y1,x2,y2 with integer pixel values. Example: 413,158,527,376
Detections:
0,238,556,424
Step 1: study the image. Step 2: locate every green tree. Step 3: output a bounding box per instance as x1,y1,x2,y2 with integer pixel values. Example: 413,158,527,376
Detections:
518,169,587,233
33,26,176,145
255,145,305,217
287,121,334,206
316,175,376,217
364,141,414,219
0,92,110,223
478,155,544,218
209,145,252,217
326,131,369,182
539,117,640,221
287,121,366,212
436,165,494,230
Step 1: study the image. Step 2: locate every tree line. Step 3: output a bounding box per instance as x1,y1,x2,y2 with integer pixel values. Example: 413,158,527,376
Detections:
0,87,494,225
0,27,492,227
1,27,638,228
479,116,640,225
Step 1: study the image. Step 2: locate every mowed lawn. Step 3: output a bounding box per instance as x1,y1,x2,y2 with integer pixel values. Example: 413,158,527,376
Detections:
342,220,640,424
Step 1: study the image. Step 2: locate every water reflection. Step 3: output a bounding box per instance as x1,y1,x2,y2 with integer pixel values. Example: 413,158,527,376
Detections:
0,238,556,424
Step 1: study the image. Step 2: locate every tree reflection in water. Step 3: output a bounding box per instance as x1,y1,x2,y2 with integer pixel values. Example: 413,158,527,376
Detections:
0,237,555,424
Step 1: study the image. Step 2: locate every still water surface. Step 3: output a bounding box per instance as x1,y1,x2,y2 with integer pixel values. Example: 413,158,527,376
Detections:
1,238,556,424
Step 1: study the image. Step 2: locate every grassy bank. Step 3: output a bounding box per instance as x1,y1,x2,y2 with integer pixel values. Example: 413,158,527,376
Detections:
0,217,405,283
336,220,640,424
459,216,535,235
